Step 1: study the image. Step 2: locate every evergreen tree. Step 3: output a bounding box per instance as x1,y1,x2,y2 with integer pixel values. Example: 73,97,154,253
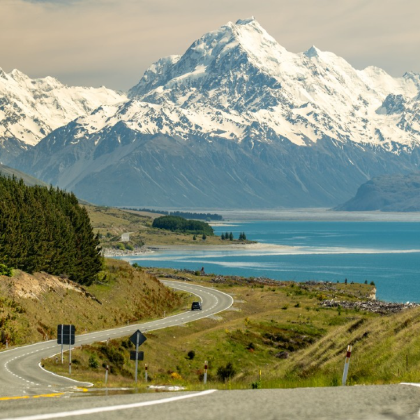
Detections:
229,232,234,241
221,233,225,240
0,175,102,285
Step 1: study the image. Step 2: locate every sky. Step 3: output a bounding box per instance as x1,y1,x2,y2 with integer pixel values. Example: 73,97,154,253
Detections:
1,0,419,91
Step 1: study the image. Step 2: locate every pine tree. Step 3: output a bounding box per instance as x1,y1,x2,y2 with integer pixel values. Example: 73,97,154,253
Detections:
229,232,234,241
0,175,102,285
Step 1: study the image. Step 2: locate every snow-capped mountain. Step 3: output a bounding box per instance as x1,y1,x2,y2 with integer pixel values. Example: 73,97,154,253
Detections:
0,68,125,161
11,18,420,208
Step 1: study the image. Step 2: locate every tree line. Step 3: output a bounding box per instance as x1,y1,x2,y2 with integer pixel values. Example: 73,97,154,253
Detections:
0,176,102,285
221,232,247,241
123,208,223,221
152,216,214,236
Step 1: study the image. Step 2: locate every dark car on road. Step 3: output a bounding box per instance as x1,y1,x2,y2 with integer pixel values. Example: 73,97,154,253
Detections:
191,301,202,310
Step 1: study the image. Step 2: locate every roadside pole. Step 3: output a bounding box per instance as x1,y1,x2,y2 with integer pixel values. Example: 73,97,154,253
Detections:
61,324,64,364
342,345,352,386
5,339,8,349
145,364,148,382
105,365,109,386
135,333,139,383
204,361,208,384
69,341,72,374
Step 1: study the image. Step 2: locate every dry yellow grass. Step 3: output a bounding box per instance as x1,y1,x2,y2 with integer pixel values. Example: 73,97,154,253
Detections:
0,259,185,346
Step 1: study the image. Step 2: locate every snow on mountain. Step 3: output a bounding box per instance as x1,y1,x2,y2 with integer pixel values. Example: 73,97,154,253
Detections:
0,68,125,160
11,18,420,208
125,18,420,152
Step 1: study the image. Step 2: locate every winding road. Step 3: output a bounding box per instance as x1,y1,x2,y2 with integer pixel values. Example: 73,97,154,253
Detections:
0,281,233,398
2,281,420,420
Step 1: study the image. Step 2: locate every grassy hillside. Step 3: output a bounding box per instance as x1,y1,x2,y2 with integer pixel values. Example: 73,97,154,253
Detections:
40,269,415,390
0,260,186,346
84,205,251,248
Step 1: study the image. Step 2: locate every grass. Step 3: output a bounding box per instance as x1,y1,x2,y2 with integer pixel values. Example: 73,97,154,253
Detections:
4,258,420,391
0,260,188,346
84,204,254,248
42,269,410,391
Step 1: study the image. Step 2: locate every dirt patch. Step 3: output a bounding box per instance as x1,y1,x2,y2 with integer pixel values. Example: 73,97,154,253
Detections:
7,271,100,303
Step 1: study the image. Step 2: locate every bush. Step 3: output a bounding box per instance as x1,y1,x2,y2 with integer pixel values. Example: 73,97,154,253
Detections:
217,362,236,382
187,350,196,360
88,355,99,368
0,264,13,277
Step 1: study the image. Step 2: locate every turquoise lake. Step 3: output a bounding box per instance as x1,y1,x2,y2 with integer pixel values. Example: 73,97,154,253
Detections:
122,221,420,303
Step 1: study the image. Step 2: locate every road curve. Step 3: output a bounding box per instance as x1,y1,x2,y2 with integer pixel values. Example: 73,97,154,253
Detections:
0,281,233,397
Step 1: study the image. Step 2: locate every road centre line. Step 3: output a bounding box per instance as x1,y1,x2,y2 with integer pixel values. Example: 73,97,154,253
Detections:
2,390,217,420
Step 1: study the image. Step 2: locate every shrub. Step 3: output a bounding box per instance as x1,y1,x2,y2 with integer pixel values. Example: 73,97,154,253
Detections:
187,350,195,360
88,355,99,368
0,264,13,277
217,362,236,382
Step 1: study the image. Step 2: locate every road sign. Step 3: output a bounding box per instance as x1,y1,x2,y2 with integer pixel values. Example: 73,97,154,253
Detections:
57,325,75,345
130,351,144,361
130,330,147,383
129,330,147,347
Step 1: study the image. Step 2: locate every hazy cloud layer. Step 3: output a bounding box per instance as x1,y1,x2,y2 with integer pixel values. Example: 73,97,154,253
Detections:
1,0,419,91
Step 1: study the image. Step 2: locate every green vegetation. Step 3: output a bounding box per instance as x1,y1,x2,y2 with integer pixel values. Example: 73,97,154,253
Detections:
0,259,185,346
43,269,415,390
0,176,101,285
84,205,255,248
0,263,12,277
152,216,214,236
122,208,223,221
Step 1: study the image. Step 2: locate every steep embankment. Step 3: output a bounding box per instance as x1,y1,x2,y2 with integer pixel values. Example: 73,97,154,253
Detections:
0,259,182,346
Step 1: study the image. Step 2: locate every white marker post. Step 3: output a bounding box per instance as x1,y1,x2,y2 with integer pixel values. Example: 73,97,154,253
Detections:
203,361,208,385
5,339,8,349
342,345,352,386
61,324,64,364
145,364,148,382
105,365,109,386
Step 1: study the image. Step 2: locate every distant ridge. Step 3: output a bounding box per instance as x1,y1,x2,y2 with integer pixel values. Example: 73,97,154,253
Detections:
335,172,420,212
0,163,47,187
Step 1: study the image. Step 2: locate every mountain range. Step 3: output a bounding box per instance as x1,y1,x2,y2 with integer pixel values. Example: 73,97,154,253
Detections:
3,18,420,208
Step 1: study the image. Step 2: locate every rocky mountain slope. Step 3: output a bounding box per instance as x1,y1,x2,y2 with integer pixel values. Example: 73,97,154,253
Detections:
8,18,420,208
336,172,420,212
0,68,125,162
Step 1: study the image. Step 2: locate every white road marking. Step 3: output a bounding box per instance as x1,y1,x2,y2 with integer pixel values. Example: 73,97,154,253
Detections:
2,390,217,420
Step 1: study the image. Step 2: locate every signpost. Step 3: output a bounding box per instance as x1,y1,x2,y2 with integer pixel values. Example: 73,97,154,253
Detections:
57,324,75,374
129,330,147,383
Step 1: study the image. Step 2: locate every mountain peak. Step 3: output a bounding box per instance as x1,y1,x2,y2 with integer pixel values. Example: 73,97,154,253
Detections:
304,45,321,58
10,69,29,82
235,16,256,25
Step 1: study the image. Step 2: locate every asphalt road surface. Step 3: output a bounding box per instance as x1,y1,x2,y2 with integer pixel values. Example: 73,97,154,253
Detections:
1,385,420,420
0,281,233,397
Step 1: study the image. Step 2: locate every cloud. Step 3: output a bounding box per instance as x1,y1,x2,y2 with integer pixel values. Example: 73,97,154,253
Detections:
1,0,419,90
